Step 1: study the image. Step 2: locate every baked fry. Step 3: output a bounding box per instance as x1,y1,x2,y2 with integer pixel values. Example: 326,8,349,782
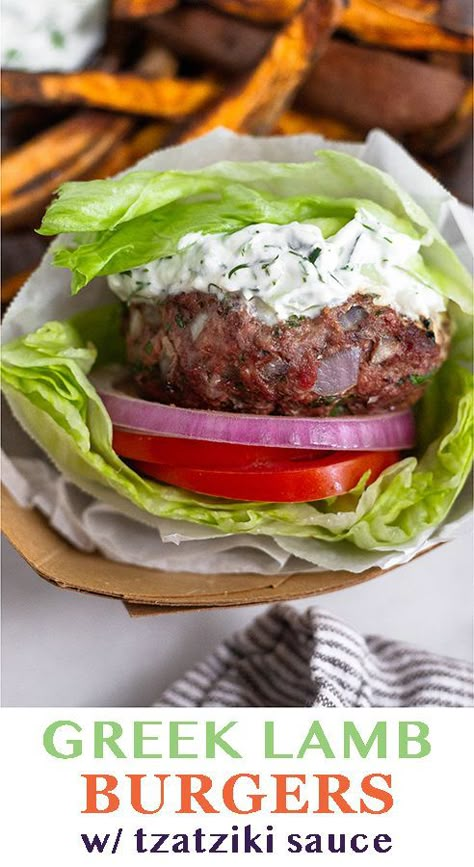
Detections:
134,43,178,78
152,12,469,139
177,0,344,141
371,1,437,23
206,1,302,23
84,122,171,179
1,70,220,119
1,268,34,305
407,84,474,156
296,39,468,136
112,0,300,22
371,0,471,34
275,109,361,140
341,0,473,52
111,0,177,18
147,6,273,73
2,112,132,232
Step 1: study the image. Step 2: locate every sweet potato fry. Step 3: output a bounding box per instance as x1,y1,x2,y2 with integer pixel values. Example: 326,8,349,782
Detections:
296,39,468,136
134,42,178,78
1,268,34,305
84,122,171,179
1,70,220,119
111,0,177,18
407,84,474,156
2,106,69,155
438,0,473,35
176,0,344,141
366,1,438,23
148,9,471,149
372,0,471,34
206,1,302,24
275,109,361,140
147,6,274,73
112,0,300,22
428,51,464,74
341,0,473,52
2,112,132,232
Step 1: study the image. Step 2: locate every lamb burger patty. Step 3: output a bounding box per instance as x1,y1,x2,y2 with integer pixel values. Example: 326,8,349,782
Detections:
124,290,450,416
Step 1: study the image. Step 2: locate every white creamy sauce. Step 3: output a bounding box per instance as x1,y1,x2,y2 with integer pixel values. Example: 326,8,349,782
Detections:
2,0,107,72
108,210,446,324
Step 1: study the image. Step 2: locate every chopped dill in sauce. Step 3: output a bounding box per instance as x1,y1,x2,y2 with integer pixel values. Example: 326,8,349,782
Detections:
108,212,446,325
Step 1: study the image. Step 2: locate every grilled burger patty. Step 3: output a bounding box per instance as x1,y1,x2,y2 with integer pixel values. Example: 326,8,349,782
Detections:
124,290,450,416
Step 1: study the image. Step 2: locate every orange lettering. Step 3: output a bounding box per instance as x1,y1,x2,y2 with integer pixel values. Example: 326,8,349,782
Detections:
271,774,309,813
360,774,393,814
128,774,169,814
222,774,265,814
81,774,119,813
176,774,218,814
314,774,356,813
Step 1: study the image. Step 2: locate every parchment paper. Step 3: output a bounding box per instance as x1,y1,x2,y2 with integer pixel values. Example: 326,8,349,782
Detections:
2,128,473,575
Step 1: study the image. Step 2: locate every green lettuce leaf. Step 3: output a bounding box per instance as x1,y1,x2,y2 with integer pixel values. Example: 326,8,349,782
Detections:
1,307,472,550
37,158,423,235
52,189,362,294
38,151,472,312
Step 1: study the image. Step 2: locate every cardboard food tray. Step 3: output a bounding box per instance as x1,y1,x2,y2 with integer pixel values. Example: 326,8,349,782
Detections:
1,486,389,616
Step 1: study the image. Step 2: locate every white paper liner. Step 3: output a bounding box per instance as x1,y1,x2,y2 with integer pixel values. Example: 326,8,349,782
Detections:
2,128,473,575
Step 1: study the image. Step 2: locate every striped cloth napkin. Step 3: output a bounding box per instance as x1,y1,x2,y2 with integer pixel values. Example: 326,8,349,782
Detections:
156,604,473,708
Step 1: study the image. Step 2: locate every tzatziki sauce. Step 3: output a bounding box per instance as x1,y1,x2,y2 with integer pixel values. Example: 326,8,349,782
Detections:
108,209,446,324
2,0,107,72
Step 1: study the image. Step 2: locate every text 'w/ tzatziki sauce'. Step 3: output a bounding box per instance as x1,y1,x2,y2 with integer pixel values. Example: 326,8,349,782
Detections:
107,210,446,324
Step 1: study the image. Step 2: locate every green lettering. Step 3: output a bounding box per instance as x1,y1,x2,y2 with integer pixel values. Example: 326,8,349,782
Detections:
265,722,293,759
169,721,198,758
134,722,162,759
344,722,387,758
297,723,335,759
399,722,431,758
206,721,241,758
94,721,125,758
43,720,82,759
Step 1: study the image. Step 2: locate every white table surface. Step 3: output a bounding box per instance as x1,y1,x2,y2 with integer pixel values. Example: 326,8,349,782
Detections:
2,530,472,707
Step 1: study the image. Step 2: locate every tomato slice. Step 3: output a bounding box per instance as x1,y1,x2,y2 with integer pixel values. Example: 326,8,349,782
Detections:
112,427,323,469
130,451,399,503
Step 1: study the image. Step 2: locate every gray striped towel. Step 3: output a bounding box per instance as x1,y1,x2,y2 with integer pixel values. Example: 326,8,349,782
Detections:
156,604,473,708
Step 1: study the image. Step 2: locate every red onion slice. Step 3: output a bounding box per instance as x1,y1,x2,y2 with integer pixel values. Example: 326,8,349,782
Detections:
92,368,416,452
